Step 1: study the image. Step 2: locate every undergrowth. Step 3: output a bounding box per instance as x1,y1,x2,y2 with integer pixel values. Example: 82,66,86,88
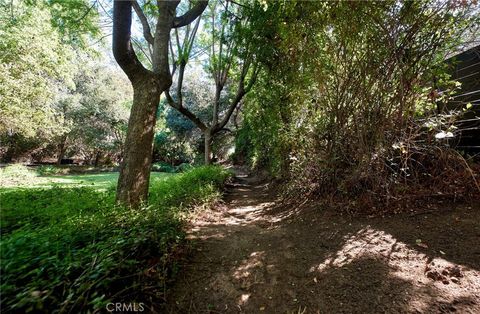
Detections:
284,118,480,214
0,166,231,313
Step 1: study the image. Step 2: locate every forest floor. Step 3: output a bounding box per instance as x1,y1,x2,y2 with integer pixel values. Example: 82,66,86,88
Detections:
166,168,480,313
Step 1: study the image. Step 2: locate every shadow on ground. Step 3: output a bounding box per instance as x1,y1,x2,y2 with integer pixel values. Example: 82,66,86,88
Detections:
164,170,480,313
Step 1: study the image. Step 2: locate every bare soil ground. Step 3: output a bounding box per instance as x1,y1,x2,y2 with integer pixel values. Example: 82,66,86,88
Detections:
165,170,480,313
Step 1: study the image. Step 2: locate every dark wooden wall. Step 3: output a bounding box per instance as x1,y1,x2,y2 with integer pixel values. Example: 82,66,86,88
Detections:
444,45,480,154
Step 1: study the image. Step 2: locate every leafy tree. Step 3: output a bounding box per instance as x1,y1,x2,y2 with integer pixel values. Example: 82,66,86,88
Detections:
0,1,76,160
166,0,259,164
0,0,101,162
43,0,100,47
54,61,132,165
153,72,216,166
239,0,478,199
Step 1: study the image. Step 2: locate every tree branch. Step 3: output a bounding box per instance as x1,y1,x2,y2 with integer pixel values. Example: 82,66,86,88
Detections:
131,37,152,66
175,61,186,107
215,61,259,132
132,0,154,45
245,62,260,93
169,40,177,76
112,0,150,82
172,0,208,28
165,91,208,131
75,0,98,23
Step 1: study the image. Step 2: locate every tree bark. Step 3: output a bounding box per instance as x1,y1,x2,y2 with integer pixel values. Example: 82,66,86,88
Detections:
94,150,102,167
204,130,212,165
116,78,161,207
56,135,67,165
2,134,15,163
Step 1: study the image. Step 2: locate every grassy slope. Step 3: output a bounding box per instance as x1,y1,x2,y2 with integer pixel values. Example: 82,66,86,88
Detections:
0,165,231,313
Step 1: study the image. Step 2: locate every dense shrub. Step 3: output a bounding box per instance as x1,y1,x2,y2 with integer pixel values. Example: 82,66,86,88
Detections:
36,165,64,176
238,1,479,211
0,166,231,313
175,162,194,173
151,162,177,173
151,162,195,174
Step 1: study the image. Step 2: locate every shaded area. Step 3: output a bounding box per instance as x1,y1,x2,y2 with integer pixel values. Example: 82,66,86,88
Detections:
165,170,480,313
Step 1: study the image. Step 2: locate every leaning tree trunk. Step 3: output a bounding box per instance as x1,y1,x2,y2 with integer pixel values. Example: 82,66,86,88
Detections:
204,130,213,165
116,79,161,207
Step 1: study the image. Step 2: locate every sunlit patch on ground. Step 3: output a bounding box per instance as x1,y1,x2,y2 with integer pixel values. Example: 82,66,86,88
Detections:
238,293,250,305
309,227,480,313
234,251,265,281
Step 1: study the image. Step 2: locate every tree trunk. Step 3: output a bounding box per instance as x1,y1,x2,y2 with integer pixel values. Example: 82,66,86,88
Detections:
116,79,161,207
2,133,15,163
94,150,102,167
204,130,212,165
112,0,207,207
56,135,67,165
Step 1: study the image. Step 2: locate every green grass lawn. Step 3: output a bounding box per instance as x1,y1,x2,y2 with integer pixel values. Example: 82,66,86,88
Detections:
0,165,231,312
0,164,172,190
34,172,170,189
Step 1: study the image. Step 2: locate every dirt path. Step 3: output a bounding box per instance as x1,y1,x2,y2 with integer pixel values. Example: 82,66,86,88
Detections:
166,170,480,313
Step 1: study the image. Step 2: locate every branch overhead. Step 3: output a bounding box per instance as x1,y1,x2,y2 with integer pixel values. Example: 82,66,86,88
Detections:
112,0,150,82
165,91,208,131
215,62,260,132
173,1,208,28
132,1,154,45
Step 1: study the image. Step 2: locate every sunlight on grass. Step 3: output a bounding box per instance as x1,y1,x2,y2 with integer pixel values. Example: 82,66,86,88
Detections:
0,165,172,190
37,172,172,190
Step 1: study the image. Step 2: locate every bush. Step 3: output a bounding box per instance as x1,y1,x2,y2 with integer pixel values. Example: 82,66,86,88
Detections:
0,166,231,313
175,163,194,173
36,165,63,176
151,162,177,173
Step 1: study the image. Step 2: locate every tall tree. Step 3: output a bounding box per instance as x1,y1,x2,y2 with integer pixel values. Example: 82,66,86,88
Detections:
112,0,208,207
166,0,259,164
0,1,81,162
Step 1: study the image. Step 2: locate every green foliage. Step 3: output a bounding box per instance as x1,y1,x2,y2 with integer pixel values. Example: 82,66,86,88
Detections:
55,62,132,163
0,1,75,138
153,99,207,165
176,162,194,173
45,0,100,48
0,166,231,312
149,165,231,207
36,165,63,176
151,161,177,173
0,1,128,164
239,0,478,194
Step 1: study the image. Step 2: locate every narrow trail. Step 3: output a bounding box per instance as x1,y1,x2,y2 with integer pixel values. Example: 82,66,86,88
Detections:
166,170,480,313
